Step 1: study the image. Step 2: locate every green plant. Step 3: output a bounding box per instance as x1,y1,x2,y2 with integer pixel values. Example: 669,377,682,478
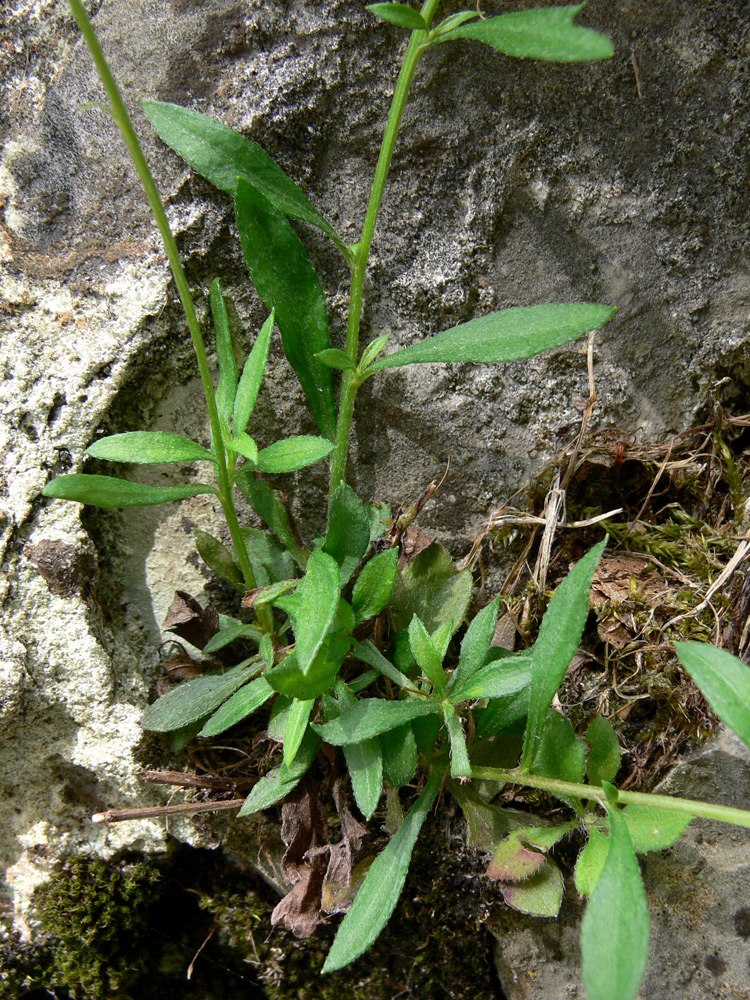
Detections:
41,3,750,999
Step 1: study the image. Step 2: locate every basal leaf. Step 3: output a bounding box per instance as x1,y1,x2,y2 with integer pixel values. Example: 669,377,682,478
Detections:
500,859,564,917
450,653,532,704
621,804,691,853
343,738,383,820
241,527,296,586
530,709,586,785
366,3,428,31
193,527,245,592
233,310,275,436
283,697,314,767
443,702,471,777
86,431,213,465
473,688,530,739
352,547,399,624
313,698,439,745
295,549,341,674
256,435,334,474
237,474,306,569
198,675,273,737
235,179,336,439
674,641,750,751
486,832,547,882
211,278,238,424
352,640,414,690
380,722,418,788
324,484,371,585
42,474,216,508
437,5,614,63
390,542,472,635
368,304,616,372
141,100,345,249
202,622,259,653
141,662,256,732
586,715,622,785
581,798,650,1000
265,643,348,700
521,539,605,770
449,595,500,693
575,825,609,897
408,615,447,695
238,728,320,816
322,773,440,973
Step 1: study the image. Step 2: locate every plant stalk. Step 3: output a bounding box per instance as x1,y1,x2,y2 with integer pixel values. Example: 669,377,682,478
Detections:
469,766,750,830
67,0,269,627
328,0,442,497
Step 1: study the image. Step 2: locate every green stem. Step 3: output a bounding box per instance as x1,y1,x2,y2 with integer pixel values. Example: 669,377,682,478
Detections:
469,766,750,830
329,0,442,497
67,0,269,627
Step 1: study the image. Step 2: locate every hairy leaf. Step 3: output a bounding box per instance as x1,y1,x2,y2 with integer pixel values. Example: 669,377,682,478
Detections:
238,728,321,816
586,715,622,785
233,310,275,436
141,662,256,732
324,484,371,585
352,640,414,690
674,641,750,751
315,348,356,371
313,698,439,745
450,653,532,703
43,474,216,508
443,702,471,777
500,859,564,917
621,804,691,853
408,615,447,695
380,722,418,788
450,596,500,693
237,474,306,568
193,528,245,592
390,542,472,635
343,739,383,821
352,547,399,623
575,825,609,897
199,676,273,737
211,278,238,423
295,550,341,674
283,697,314,767
366,3,428,31
256,435,334,474
531,709,586,785
87,431,212,465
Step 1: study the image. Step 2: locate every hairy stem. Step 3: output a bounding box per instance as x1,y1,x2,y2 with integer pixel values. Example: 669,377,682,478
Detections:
469,766,750,830
329,0,442,497
67,0,269,626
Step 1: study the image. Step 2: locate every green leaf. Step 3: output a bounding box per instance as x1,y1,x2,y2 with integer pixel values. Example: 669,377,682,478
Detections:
521,539,605,770
352,548,399,624
431,11,479,36
575,825,609,897
449,782,517,852
43,474,216,508
226,431,259,465
265,643,348,700
233,310,275,436
500,859,564,917
324,484,372,586
211,278,238,424
295,549,341,674
450,653,532,703
621,804,691,853
256,435,334,474
449,596,500,693
343,739,383,820
283,697,314,767
193,528,245,592
198,676,273,737
235,179,336,439
241,527,296,586
586,715,622,784
531,709,586,785
674,641,750,751
581,799,650,1000
86,431,213,465
322,773,440,973
238,728,320,816
313,698,440,745
367,304,616,373
366,3,428,31
352,640,415,690
390,542,473,635
408,616,447,694
473,688,530,739
443,702,471,777
380,723,418,788
315,348,356,371
141,662,256,732
252,579,298,608
437,5,614,63
140,100,345,249
359,334,391,372
236,474,306,569
202,622,259,653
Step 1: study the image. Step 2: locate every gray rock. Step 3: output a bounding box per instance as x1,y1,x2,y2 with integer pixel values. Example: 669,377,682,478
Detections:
1,1,749,985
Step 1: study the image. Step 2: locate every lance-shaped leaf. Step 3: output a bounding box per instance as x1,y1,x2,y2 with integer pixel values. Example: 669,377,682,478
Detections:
521,539,605,770
352,547,399,624
283,697,314,768
202,622,258,654
238,728,321,816
211,278,238,423
199,675,273,737
408,615,448,695
237,474,306,569
313,698,440,745
352,640,414,690
674,641,750,751
431,11,479,37
390,542,473,635
366,2,428,31
473,688,530,739
42,474,216,508
575,825,609,897
450,653,532,704
316,348,356,371
193,528,245,592
443,702,471,777
436,5,614,63
530,709,586,785
380,723,418,789
359,334,391,372
86,431,213,465
141,662,256,732
581,792,650,1000
295,549,341,674
233,310,275,436
322,773,441,973
226,431,258,465
344,739,383,821
324,484,371,586
235,179,336,439
266,641,349,700
255,435,334,474
140,100,345,251
367,304,616,373
449,596,500,693
586,715,622,785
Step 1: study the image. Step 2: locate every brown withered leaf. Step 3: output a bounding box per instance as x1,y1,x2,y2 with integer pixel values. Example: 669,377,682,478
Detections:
163,591,219,650
591,556,674,650
319,772,368,911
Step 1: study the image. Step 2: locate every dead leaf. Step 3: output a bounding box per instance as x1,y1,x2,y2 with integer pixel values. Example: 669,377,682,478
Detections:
163,591,219,650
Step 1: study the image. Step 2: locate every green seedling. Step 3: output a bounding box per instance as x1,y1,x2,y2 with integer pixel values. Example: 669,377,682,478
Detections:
41,3,750,999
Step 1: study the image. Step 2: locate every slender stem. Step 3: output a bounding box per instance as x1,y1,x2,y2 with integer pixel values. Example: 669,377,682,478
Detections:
329,0,442,497
469,766,750,830
68,0,264,615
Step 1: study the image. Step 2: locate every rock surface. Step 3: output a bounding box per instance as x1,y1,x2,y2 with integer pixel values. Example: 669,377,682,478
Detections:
1,0,749,991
